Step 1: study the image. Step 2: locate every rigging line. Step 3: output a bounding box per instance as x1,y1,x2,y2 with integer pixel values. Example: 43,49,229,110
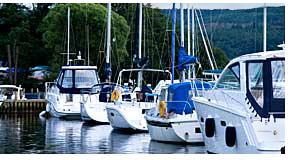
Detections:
194,21,203,71
96,12,106,71
195,9,215,74
198,9,218,69
111,12,121,82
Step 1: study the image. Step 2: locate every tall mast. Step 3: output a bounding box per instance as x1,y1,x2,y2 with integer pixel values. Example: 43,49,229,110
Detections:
263,4,267,52
67,7,70,65
187,5,191,79
191,7,195,79
105,3,112,82
137,3,143,88
180,3,185,81
171,3,176,84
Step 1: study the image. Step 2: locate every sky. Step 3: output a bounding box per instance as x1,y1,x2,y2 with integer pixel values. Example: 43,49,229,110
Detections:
151,3,284,10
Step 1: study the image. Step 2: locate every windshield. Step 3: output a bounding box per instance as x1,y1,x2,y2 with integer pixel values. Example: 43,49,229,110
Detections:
75,70,98,88
271,60,285,99
216,63,240,90
58,69,99,89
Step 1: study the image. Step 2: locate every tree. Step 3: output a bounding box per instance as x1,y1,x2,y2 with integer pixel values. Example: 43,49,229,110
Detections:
39,3,130,80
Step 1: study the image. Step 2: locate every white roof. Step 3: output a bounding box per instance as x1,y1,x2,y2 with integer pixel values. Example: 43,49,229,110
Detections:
61,66,97,70
229,50,284,65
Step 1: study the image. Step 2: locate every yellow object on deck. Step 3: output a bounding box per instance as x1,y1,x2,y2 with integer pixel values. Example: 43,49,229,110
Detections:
159,101,166,118
111,90,120,101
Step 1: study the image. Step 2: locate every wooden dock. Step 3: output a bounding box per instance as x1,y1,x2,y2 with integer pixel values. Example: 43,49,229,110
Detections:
0,99,46,114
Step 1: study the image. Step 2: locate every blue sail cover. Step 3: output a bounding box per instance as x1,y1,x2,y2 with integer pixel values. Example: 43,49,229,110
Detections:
167,81,212,115
177,47,198,71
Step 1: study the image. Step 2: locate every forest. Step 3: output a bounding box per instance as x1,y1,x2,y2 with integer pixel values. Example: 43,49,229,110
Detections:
0,4,285,88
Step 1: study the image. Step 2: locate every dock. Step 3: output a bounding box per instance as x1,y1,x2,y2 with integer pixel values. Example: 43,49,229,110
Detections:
0,99,46,114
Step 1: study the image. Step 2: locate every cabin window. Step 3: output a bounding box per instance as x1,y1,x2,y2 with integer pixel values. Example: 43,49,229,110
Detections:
75,70,98,88
61,70,73,88
216,63,240,90
271,60,285,99
248,62,264,107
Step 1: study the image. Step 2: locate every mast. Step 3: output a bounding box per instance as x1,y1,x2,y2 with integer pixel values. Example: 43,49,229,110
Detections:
263,4,267,52
67,7,70,65
180,3,185,81
171,3,176,84
105,3,112,82
137,3,143,88
191,7,195,79
187,5,191,79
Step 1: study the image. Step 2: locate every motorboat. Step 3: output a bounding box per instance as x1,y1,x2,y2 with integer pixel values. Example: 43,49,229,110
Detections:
0,85,26,106
192,49,285,153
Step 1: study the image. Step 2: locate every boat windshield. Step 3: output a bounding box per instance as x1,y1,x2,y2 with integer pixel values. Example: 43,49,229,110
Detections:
75,70,98,88
271,60,285,99
58,69,98,89
216,63,240,90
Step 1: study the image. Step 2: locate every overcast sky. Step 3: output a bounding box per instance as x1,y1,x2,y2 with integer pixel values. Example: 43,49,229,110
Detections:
151,3,284,10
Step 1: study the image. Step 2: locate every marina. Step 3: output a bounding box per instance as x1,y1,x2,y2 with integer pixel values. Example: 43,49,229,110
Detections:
0,3,285,155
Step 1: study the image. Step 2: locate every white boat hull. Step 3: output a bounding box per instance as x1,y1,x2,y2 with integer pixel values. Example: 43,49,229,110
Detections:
46,93,81,119
106,102,154,132
80,101,110,123
145,111,204,143
193,97,284,154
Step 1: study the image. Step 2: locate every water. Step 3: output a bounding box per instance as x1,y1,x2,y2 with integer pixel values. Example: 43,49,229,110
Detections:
0,114,206,154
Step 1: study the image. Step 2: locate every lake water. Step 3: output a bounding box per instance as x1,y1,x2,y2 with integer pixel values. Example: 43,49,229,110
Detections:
0,114,206,154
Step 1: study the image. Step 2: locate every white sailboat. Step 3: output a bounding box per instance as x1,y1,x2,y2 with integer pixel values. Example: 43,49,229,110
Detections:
106,3,173,132
144,4,213,144
80,3,113,123
45,7,100,119
192,6,285,154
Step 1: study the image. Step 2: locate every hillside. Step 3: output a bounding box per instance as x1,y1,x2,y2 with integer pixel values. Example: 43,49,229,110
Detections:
162,6,285,59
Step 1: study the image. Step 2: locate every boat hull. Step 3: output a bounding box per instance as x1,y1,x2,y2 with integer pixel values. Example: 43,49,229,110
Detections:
193,97,284,154
80,101,110,124
106,102,154,132
145,111,204,143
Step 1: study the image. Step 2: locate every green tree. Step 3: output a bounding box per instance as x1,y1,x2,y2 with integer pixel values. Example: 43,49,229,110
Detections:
39,3,130,80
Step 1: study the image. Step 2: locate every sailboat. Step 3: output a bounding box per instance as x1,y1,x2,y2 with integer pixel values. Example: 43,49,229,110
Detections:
79,3,114,123
105,3,173,132
192,6,285,153
44,7,100,119
144,4,213,143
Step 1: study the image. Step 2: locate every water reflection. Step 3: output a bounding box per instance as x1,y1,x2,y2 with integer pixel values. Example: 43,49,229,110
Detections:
0,114,206,154
148,141,206,154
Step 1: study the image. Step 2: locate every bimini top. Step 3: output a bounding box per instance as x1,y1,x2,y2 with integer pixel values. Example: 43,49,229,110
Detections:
167,81,212,115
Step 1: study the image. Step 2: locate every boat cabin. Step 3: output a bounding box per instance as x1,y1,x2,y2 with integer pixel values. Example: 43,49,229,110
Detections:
214,50,285,118
55,66,100,94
